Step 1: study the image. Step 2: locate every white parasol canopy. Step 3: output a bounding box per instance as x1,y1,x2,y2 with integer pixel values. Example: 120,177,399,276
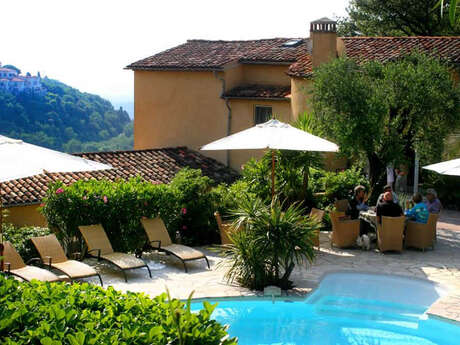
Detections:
201,119,339,152
0,135,112,182
422,158,460,176
201,119,339,198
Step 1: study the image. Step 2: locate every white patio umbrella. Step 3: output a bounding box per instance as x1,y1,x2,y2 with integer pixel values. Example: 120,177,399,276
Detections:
0,135,112,269
422,158,460,176
201,119,339,197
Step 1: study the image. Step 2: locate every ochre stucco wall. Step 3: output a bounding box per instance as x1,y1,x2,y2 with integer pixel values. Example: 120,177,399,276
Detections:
290,77,313,120
240,64,291,85
4,204,47,227
133,70,228,164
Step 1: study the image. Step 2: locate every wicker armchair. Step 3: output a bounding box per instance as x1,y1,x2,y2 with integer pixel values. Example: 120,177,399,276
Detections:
330,211,360,248
377,216,405,253
309,208,325,248
405,213,438,251
334,199,350,212
215,211,240,245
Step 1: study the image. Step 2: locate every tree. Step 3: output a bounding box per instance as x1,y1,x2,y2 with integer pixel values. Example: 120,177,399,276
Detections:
337,0,460,36
311,53,460,192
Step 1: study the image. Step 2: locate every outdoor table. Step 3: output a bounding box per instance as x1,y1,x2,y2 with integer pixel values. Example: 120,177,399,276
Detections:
359,210,378,230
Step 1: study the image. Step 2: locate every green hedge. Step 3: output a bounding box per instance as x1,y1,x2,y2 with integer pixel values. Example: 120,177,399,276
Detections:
2,223,51,262
41,168,221,253
0,276,237,345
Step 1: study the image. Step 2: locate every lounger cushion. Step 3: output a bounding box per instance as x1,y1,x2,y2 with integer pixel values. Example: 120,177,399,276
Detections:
163,244,206,260
52,260,98,279
100,253,147,269
11,266,61,282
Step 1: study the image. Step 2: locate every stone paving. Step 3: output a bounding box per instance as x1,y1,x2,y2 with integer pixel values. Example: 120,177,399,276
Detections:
79,210,460,323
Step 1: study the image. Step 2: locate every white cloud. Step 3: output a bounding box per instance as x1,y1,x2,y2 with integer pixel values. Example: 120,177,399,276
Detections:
1,0,347,104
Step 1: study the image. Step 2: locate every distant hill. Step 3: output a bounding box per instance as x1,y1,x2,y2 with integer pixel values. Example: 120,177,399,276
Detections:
0,78,133,152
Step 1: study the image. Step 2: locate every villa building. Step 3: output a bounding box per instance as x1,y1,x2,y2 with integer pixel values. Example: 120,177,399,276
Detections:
0,64,44,94
126,18,460,172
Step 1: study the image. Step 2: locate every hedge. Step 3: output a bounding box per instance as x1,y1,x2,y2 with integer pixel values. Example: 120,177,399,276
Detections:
41,168,222,254
2,223,51,262
0,276,237,345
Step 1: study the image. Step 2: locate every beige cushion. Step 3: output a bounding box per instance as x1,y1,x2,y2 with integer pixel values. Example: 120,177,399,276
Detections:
79,225,114,255
100,252,147,269
52,260,97,279
11,266,61,282
163,244,205,260
141,218,173,246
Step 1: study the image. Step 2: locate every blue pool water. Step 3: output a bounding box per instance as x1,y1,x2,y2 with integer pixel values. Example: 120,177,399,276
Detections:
191,272,460,345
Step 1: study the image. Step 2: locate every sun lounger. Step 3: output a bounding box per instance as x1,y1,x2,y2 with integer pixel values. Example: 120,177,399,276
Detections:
2,241,61,282
30,234,103,285
140,217,210,273
78,225,151,282
215,211,240,245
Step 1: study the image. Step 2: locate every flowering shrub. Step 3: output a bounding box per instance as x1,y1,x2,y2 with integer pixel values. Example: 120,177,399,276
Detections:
41,169,222,253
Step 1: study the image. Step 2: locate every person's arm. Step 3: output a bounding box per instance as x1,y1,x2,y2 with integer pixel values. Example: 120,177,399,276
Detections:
432,200,442,214
405,206,416,218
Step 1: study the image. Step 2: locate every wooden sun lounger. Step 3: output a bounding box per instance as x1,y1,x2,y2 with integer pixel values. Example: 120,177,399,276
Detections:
2,241,61,282
78,225,152,282
140,217,210,273
30,234,103,286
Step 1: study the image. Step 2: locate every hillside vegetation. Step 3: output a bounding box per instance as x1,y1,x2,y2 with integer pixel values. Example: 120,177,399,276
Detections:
0,78,133,152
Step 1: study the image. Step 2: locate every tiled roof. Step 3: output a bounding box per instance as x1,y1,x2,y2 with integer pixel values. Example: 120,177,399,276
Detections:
126,38,310,71
286,36,460,78
1,147,239,207
287,54,313,78
223,84,291,100
343,36,460,65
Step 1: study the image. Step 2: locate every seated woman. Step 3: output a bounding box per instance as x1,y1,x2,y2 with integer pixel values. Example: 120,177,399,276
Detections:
405,193,429,224
346,185,369,220
425,188,442,214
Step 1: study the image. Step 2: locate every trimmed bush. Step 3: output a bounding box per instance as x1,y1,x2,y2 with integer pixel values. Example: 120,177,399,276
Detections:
41,168,222,253
2,223,51,262
0,276,237,345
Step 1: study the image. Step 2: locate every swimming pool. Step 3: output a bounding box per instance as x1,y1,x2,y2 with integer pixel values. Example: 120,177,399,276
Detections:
191,272,459,345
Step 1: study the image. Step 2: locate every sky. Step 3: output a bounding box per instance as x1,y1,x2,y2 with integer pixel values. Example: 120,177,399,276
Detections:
1,0,348,113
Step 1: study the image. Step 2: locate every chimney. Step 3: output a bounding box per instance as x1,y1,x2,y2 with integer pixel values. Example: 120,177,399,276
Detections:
310,17,337,68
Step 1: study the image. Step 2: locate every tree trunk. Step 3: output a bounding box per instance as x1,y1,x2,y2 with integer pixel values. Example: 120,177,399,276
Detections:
368,152,386,199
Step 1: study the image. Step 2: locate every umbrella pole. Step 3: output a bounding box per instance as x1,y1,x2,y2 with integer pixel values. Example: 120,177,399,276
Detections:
271,150,275,200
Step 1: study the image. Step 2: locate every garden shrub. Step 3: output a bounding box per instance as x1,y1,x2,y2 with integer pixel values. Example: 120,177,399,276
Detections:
2,223,51,262
41,168,222,253
0,275,237,345
223,198,319,290
310,167,370,208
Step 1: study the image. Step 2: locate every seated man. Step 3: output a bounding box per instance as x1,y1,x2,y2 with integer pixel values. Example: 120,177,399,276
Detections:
377,184,399,207
376,191,403,224
425,188,442,214
405,193,429,224
346,185,369,220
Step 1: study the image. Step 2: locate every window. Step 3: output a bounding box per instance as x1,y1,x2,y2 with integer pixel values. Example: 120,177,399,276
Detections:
282,39,303,47
254,106,272,125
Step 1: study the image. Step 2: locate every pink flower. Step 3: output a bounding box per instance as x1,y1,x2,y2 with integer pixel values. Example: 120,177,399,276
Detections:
181,208,187,215
103,195,108,204
39,203,45,207
144,201,148,207
82,195,88,200
182,225,187,231
55,188,64,195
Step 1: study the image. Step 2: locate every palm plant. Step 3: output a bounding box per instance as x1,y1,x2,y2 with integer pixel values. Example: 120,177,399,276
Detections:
223,197,319,290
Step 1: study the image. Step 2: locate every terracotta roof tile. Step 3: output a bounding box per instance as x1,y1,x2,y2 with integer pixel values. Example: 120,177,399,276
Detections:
1,147,239,207
342,36,460,65
223,84,291,100
287,54,313,78
126,38,310,70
